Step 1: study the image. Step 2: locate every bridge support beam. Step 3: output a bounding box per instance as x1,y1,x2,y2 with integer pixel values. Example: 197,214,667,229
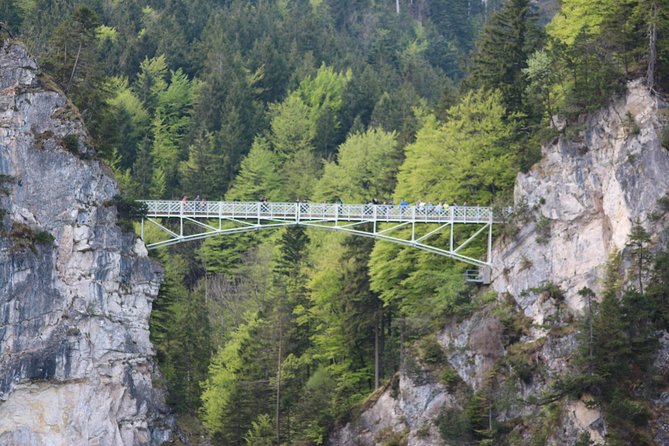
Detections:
137,200,510,280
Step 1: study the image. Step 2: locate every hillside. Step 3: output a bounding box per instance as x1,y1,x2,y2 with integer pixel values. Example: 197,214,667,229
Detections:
1,0,668,444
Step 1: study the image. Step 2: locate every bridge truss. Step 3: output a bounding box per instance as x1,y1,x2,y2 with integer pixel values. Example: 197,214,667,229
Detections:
138,200,511,283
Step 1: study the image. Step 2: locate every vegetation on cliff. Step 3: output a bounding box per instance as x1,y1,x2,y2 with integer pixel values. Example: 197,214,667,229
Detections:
4,0,669,443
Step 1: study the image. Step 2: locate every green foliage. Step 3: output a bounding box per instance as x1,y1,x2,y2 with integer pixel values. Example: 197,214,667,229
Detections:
97,77,150,167
225,138,285,202
314,129,401,203
297,64,352,155
535,215,551,244
467,0,543,113
60,134,80,154
292,367,337,445
43,6,103,117
418,336,445,365
150,69,200,197
8,223,53,252
544,0,666,115
151,254,211,413
565,230,667,443
34,230,55,244
16,0,669,442
244,414,274,446
626,220,652,293
437,406,473,444
135,56,169,114
269,94,316,160
394,90,518,205
200,313,264,436
104,195,147,231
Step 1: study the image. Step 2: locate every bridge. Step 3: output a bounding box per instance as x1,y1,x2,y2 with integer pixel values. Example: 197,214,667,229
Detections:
138,200,512,283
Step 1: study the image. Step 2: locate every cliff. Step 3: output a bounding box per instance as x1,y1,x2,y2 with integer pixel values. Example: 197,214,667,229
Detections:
328,81,669,445
0,41,170,444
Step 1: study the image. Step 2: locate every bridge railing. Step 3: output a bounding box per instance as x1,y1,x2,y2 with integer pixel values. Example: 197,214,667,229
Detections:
140,200,511,223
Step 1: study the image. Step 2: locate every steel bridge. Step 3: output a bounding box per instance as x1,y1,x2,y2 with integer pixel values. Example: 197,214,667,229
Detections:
138,200,512,283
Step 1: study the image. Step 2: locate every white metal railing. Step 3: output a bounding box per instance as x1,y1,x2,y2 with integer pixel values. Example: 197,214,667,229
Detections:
137,200,511,282
139,200,512,224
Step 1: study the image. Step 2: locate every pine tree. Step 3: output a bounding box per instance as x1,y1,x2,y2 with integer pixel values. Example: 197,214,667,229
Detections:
467,0,543,113
179,131,223,199
43,6,104,119
626,220,652,294
225,138,285,202
134,55,169,114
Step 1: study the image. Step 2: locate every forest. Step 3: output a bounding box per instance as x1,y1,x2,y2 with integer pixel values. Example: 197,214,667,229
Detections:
2,0,669,443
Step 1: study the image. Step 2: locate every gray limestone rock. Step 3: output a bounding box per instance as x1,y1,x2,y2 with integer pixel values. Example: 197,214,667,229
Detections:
0,40,170,445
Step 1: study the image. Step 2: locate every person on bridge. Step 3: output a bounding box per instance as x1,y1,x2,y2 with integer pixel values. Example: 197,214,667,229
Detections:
400,200,408,214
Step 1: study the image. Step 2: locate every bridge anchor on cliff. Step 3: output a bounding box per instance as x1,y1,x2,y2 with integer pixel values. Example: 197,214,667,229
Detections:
137,200,512,284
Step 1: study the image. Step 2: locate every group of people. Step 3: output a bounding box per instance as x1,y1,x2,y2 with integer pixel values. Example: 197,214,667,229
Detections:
176,196,483,217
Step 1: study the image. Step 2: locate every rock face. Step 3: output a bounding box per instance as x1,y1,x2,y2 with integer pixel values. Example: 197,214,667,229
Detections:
493,79,669,316
328,370,452,446
0,41,169,445
327,81,669,445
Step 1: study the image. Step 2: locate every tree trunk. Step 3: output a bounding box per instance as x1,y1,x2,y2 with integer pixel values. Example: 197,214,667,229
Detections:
399,317,405,373
374,313,379,389
647,1,657,91
66,39,83,93
275,317,282,445
380,308,385,380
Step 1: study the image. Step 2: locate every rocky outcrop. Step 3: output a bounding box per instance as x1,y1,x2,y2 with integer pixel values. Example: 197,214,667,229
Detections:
0,41,170,445
327,81,669,445
328,370,451,446
493,79,669,316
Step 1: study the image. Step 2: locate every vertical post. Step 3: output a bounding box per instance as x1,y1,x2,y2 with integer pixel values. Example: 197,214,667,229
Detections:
374,315,379,389
140,219,144,240
218,201,222,230
296,202,300,224
373,205,377,235
257,201,261,225
450,222,454,252
450,206,454,252
411,206,416,241
335,202,339,227
180,200,184,237
487,213,493,264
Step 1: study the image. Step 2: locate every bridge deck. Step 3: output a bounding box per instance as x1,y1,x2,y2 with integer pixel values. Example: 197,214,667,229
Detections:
141,200,509,224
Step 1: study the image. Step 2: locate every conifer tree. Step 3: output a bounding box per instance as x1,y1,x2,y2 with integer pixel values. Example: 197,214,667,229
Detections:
626,220,651,294
44,6,104,119
467,0,543,113
179,131,223,199
134,55,169,114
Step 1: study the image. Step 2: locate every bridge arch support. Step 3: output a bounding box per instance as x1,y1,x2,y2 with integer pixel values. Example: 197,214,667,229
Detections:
138,200,510,284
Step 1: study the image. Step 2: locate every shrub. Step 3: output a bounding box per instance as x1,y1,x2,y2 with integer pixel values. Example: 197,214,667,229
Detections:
536,215,551,244
437,408,473,445
661,126,669,150
0,174,15,195
61,134,80,154
33,130,54,150
419,336,445,365
624,111,640,136
519,255,533,271
34,230,55,244
529,281,564,301
104,195,148,231
440,365,462,391
415,423,431,439
9,222,54,252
